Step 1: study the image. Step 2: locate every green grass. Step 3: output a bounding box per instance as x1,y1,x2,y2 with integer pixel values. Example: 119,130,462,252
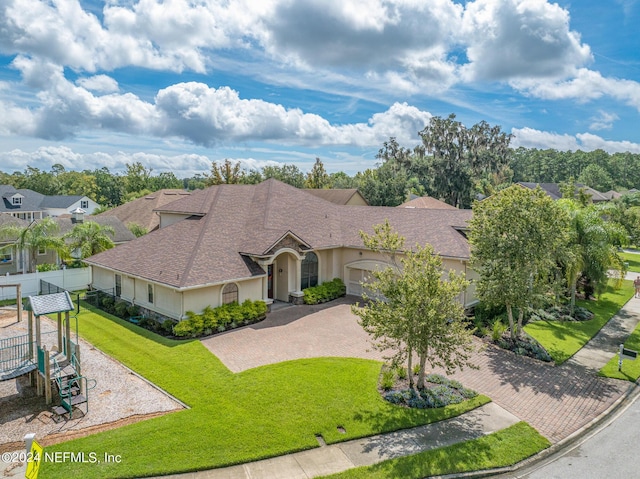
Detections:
41,303,489,478
620,252,640,273
600,318,640,381
524,280,634,364
319,422,550,479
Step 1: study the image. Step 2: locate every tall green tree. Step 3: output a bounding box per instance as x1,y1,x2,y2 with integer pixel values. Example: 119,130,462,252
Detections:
353,221,476,389
64,221,115,259
206,159,245,185
417,114,512,208
304,158,330,189
469,185,570,339
0,217,66,273
124,162,153,194
262,164,305,188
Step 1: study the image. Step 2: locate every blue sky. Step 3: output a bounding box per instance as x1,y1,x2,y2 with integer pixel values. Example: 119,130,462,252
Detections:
1,0,640,177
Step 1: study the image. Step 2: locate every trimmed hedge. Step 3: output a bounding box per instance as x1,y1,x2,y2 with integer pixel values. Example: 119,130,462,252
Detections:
303,278,346,305
173,300,268,338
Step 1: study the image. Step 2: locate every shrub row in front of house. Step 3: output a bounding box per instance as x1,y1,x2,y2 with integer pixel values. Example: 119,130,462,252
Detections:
303,278,346,305
172,300,268,338
86,290,177,336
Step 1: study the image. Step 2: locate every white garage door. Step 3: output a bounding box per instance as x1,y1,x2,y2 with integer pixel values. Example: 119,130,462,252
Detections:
347,267,379,299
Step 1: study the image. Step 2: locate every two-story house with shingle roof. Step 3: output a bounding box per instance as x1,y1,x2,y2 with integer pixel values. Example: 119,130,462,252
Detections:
0,185,101,220
85,179,477,321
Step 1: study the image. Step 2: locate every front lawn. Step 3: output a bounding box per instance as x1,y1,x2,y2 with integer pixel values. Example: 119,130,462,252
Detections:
620,252,640,273
319,422,550,479
41,303,488,478
524,280,634,364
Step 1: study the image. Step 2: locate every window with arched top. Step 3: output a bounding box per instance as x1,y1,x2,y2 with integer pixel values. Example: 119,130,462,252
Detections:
222,283,239,304
301,252,319,290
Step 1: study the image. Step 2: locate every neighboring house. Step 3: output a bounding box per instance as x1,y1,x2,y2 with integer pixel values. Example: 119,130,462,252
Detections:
0,185,101,220
0,213,28,275
95,189,191,233
516,182,609,202
303,188,369,206
85,179,476,322
0,209,135,274
399,196,457,210
602,190,622,200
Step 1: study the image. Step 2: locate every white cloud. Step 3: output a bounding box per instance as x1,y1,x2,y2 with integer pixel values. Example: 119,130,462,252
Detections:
511,127,580,150
76,75,119,93
0,146,215,176
461,0,592,81
0,61,434,148
589,111,619,131
576,133,640,154
513,69,640,111
512,127,640,153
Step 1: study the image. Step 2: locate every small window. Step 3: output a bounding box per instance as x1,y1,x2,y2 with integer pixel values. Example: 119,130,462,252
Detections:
148,284,154,304
115,274,122,297
38,246,46,255
1,252,12,263
12,196,22,205
222,283,238,304
81,200,89,209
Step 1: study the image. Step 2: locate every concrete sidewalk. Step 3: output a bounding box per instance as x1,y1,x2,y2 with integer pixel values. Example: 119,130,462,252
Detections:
161,403,519,479
569,296,640,370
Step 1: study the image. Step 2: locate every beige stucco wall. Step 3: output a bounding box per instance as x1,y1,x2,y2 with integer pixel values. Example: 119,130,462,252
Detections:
91,266,114,291
183,277,263,315
159,213,192,229
346,194,369,206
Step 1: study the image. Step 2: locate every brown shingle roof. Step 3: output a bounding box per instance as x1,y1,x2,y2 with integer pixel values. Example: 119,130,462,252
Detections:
399,196,457,210
96,189,191,232
86,179,472,289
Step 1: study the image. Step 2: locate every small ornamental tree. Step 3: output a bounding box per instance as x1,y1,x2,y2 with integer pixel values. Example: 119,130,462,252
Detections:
352,221,476,390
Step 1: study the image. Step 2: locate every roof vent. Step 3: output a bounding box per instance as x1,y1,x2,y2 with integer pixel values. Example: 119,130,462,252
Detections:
71,207,85,224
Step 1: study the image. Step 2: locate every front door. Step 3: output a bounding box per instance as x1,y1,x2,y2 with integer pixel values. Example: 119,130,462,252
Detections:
267,264,274,299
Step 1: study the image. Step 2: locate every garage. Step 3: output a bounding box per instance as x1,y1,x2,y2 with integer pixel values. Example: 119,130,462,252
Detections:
345,260,390,298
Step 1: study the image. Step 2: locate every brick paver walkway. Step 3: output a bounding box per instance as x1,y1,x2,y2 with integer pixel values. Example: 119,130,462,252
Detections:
201,296,632,444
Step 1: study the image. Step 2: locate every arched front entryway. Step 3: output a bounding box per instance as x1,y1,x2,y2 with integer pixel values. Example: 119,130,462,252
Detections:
269,250,301,302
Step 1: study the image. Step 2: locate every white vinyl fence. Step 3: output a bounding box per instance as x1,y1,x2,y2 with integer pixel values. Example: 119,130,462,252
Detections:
0,268,92,300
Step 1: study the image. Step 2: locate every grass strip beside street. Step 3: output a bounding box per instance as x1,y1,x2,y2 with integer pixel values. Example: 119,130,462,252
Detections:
525,280,634,364
319,422,550,479
40,303,489,478
600,320,640,380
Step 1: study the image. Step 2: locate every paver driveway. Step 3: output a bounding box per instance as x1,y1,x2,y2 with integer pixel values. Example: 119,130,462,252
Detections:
201,296,386,372
201,296,632,444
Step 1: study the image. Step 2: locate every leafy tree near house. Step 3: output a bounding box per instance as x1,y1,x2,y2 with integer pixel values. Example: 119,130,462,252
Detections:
0,217,66,273
417,114,512,208
127,222,148,238
352,220,476,390
206,159,245,185
304,158,330,189
469,185,570,340
262,164,306,188
64,221,115,259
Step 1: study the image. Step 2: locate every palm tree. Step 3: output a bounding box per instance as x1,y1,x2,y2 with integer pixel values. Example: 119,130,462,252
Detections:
64,221,115,260
0,217,66,273
560,200,626,315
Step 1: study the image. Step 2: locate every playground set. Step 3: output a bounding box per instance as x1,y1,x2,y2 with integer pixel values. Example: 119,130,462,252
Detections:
0,285,96,420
